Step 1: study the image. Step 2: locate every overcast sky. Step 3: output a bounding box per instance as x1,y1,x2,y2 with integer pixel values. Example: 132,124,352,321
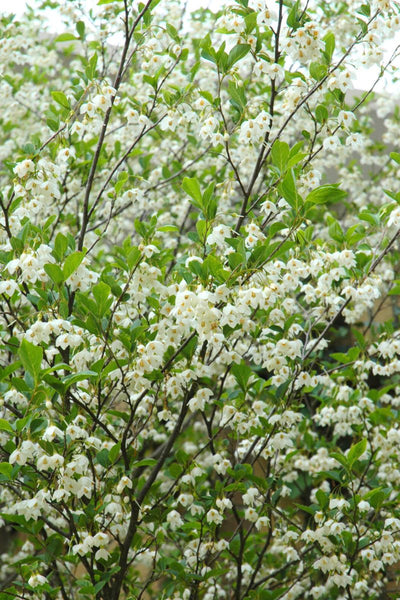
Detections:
5,0,400,94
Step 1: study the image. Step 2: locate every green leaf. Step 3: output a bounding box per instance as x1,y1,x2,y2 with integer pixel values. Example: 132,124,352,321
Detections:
271,140,290,173
305,185,347,205
315,104,328,123
196,220,207,243
316,489,329,510
51,91,70,110
63,251,84,279
390,152,400,164
228,80,247,114
55,33,77,42
287,152,307,169
127,247,141,270
44,263,64,285
76,20,85,39
115,171,128,194
86,53,98,80
328,218,344,243
92,281,112,317
348,439,367,467
309,62,327,81
330,452,348,468
182,177,202,208
226,44,251,70
287,0,301,29
0,419,13,434
363,487,388,509
43,374,65,394
0,362,22,382
54,233,68,261
96,449,110,467
133,458,157,468
389,285,400,296
62,371,97,390
278,169,300,209
323,32,335,63
19,339,43,383
342,530,356,553
109,442,121,463
47,118,59,132
0,462,13,479
157,225,179,232
231,362,253,391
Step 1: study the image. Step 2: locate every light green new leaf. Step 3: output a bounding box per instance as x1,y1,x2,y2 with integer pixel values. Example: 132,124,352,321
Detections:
0,419,13,434
51,91,70,110
0,462,13,478
55,33,77,42
63,251,85,280
271,140,290,173
348,439,367,467
182,177,202,208
390,152,400,164
306,185,347,205
44,263,64,286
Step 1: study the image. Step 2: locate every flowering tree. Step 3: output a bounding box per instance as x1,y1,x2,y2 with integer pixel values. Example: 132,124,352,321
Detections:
1,0,400,598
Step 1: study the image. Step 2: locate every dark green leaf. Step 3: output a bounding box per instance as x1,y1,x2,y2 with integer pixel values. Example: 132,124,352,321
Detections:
19,339,43,383
226,44,251,70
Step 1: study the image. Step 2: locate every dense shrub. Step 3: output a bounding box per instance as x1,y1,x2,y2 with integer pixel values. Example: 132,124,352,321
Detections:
1,0,400,598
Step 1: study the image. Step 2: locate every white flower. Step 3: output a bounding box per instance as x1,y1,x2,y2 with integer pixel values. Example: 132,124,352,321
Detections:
244,507,258,522
323,135,340,150
243,487,259,506
92,532,109,547
358,500,371,513
57,147,76,161
216,498,232,511
338,110,356,128
93,94,111,111
166,510,183,530
206,508,223,525
9,449,28,466
188,388,212,412
28,574,47,588
345,132,363,149
116,476,133,494
37,455,52,471
42,425,64,442
388,206,400,228
177,493,194,507
206,224,231,247
0,280,19,296
141,244,160,258
14,159,35,178
95,547,110,561
80,101,96,117
255,516,269,531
